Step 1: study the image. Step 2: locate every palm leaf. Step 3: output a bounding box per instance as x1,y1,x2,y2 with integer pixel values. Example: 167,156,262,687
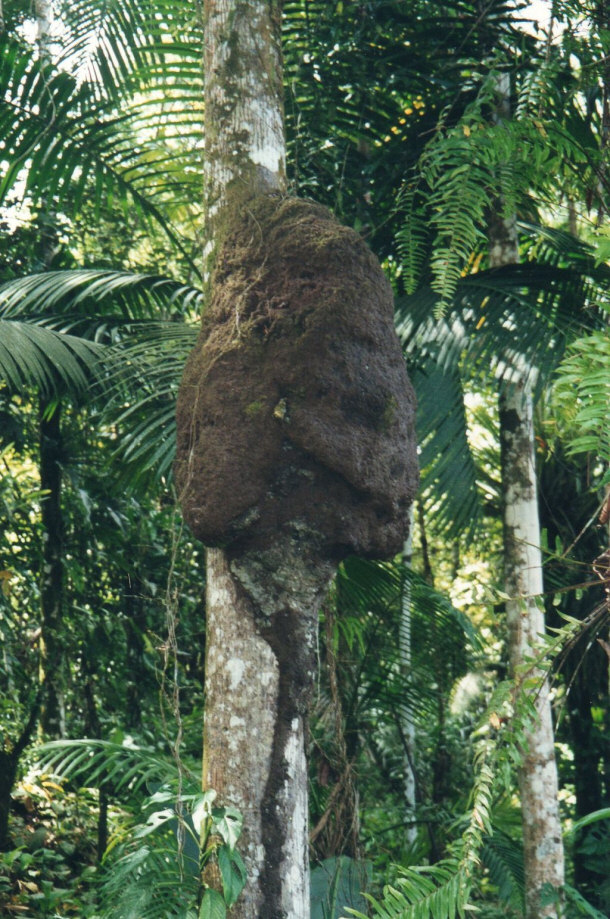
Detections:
0,318,103,396
397,229,610,537
36,738,196,798
0,28,202,270
336,558,483,727
0,269,201,480
0,269,203,323
480,829,524,910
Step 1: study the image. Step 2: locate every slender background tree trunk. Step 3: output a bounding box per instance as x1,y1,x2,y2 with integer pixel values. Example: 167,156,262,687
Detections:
34,0,66,740
498,379,565,918
399,508,417,848
38,401,66,737
490,75,565,917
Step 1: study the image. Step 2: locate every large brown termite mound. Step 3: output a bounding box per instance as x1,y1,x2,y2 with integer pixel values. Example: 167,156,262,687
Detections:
175,195,418,565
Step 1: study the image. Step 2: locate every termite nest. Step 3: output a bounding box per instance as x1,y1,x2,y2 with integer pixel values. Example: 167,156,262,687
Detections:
175,195,419,561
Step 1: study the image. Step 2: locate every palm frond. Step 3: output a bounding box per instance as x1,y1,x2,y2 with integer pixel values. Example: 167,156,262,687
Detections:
36,738,192,797
0,268,201,480
99,844,199,919
54,0,200,96
101,321,197,486
348,677,536,919
481,830,524,910
0,30,202,269
348,859,467,919
397,229,610,536
336,558,483,726
0,269,203,324
0,318,103,396
413,363,483,537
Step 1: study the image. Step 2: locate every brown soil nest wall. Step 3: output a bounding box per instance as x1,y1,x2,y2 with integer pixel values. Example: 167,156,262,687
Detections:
175,195,418,560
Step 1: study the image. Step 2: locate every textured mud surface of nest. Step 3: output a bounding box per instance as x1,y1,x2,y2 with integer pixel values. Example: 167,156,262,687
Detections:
175,196,418,560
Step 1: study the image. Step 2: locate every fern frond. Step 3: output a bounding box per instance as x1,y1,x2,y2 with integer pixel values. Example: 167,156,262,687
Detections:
553,331,610,463
394,181,430,295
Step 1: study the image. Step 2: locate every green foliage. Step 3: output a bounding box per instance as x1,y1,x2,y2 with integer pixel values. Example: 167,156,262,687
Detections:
336,557,483,730
311,855,371,919
1,0,609,915
553,331,610,463
397,224,610,538
347,680,536,919
35,741,247,918
0,1,203,271
0,319,103,396
37,739,186,799
0,769,101,917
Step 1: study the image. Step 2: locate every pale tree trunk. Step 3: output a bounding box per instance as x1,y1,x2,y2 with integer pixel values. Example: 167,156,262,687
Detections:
491,75,565,919
34,0,52,48
498,382,565,918
399,507,417,847
201,3,324,917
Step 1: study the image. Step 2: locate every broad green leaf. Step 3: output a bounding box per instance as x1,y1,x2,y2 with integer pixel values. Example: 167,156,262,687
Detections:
217,845,247,908
199,889,227,919
133,808,175,838
212,807,243,849
192,791,217,835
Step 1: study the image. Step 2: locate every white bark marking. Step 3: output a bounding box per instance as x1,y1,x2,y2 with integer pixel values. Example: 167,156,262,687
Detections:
204,549,279,917
280,716,310,918
226,657,245,690
204,0,286,233
400,507,417,847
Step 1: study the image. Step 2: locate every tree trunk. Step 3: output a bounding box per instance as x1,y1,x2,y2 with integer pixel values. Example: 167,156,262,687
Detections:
498,381,565,918
201,3,326,916
203,0,285,273
399,509,417,848
39,400,66,737
204,548,334,917
194,7,417,915
0,693,41,851
489,77,565,910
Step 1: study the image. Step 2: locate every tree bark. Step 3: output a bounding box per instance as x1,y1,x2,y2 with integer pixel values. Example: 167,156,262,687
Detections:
0,694,41,850
200,4,329,916
498,381,565,918
204,548,334,917
203,0,285,277
489,76,565,913
39,400,66,737
399,508,417,848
